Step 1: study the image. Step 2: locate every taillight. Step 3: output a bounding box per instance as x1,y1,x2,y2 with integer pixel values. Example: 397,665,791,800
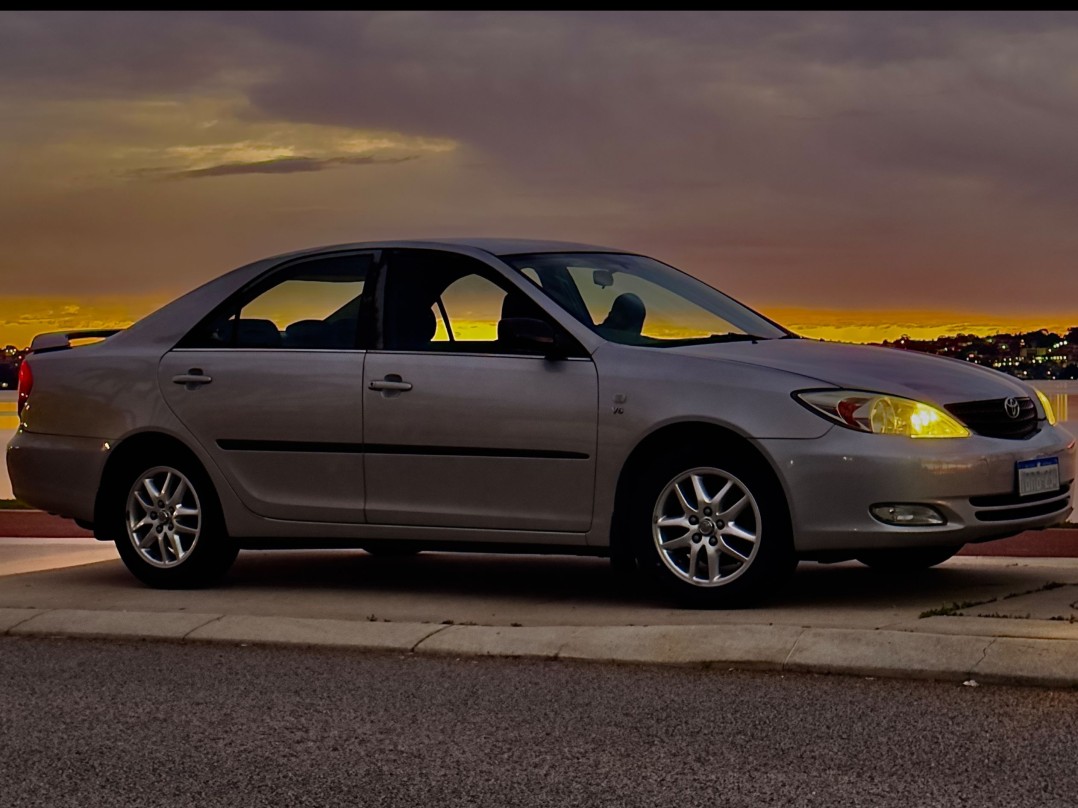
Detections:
16,360,32,416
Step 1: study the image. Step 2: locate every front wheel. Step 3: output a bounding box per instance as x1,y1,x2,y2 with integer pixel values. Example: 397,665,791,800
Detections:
109,458,238,588
631,449,794,608
856,545,963,572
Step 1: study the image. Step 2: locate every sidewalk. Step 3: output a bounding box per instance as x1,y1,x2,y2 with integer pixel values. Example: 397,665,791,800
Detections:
0,511,93,538
1,538,1077,688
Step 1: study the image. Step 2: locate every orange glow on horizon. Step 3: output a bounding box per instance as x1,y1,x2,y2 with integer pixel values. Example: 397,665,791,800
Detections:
763,307,1076,345
0,296,1073,349
0,295,171,349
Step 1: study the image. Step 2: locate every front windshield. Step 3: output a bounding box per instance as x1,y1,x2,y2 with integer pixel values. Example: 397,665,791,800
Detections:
503,252,789,347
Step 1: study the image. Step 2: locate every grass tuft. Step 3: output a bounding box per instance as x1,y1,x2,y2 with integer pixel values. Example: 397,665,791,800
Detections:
1002,581,1067,599
919,598,997,618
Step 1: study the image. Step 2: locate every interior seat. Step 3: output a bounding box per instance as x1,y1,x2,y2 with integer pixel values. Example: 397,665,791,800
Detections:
497,293,548,342
284,320,330,348
220,318,282,349
393,305,437,350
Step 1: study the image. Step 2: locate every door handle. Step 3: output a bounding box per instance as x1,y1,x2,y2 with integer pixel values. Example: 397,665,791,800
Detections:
172,369,213,387
369,373,413,393
369,378,413,392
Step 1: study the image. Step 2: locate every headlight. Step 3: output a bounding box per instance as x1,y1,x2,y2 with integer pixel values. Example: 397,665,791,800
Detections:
1034,388,1058,426
795,390,970,438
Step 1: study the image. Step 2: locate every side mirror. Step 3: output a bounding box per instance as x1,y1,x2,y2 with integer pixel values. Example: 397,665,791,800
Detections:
498,317,571,358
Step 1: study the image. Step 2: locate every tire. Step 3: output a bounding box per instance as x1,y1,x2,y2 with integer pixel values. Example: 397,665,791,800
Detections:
106,454,238,589
856,545,963,572
629,446,795,608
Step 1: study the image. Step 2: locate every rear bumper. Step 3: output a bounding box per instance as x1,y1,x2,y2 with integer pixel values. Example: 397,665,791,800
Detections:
762,423,1076,553
6,429,108,522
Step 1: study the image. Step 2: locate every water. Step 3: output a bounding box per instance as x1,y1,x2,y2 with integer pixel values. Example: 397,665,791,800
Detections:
0,391,15,499
1035,380,1077,424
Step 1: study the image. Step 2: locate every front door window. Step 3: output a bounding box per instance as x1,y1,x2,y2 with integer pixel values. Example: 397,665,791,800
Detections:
381,250,553,354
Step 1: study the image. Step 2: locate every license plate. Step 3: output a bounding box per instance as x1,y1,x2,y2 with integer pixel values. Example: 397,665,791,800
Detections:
1016,457,1060,497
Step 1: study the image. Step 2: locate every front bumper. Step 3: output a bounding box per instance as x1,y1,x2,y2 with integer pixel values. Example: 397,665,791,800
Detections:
761,423,1076,553
6,429,108,522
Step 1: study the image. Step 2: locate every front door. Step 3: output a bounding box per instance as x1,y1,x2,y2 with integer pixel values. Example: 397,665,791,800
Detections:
159,252,375,523
362,250,598,533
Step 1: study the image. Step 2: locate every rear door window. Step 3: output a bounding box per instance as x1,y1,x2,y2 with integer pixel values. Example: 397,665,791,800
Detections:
184,253,374,350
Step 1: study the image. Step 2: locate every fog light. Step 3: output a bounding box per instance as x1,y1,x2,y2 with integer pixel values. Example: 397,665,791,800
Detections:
870,504,946,526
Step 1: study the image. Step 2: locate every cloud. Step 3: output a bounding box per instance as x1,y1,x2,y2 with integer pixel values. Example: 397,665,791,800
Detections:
2,94,458,185
141,152,419,180
2,12,1078,317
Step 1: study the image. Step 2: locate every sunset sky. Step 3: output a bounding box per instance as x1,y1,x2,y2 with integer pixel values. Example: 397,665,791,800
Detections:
2,11,1077,348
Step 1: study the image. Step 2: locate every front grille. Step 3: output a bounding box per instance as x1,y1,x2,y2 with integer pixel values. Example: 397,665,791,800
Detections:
969,483,1071,508
945,397,1038,439
970,483,1072,523
973,498,1071,522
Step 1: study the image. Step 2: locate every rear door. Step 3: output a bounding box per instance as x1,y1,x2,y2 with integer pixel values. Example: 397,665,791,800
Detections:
159,251,376,523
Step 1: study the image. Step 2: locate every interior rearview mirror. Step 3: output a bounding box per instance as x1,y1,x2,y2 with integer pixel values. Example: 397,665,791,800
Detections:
593,269,614,288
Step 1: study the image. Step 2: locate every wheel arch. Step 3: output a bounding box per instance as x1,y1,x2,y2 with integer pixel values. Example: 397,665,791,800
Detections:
609,421,792,560
92,431,217,539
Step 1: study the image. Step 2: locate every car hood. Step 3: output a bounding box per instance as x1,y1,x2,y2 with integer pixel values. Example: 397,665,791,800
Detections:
669,338,1032,405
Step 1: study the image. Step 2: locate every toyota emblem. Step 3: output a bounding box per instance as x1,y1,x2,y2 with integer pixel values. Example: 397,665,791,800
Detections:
1004,397,1021,419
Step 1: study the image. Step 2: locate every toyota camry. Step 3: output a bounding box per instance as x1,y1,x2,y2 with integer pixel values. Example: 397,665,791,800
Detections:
7,239,1075,606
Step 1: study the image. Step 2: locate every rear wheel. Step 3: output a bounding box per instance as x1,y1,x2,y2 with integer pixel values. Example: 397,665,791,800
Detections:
108,457,237,588
630,448,794,608
856,545,963,571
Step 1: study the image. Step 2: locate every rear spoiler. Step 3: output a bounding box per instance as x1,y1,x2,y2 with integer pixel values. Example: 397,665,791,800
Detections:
29,329,122,354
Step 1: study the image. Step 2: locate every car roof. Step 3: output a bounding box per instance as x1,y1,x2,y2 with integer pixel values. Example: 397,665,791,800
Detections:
413,238,627,256
268,237,631,262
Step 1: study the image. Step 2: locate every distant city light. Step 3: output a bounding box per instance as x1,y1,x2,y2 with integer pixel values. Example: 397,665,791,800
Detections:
880,327,1077,381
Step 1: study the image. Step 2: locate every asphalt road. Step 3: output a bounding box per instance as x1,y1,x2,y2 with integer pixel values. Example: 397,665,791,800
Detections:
2,638,1076,808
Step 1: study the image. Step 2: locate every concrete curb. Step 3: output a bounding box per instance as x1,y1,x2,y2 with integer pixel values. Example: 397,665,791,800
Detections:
8,608,221,639
187,614,447,651
4,606,1078,688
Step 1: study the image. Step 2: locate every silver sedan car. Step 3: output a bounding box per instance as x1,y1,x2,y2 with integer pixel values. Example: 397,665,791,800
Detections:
7,239,1075,607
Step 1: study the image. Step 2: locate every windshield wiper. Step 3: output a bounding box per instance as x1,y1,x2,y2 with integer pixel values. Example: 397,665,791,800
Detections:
702,333,770,344
666,333,771,346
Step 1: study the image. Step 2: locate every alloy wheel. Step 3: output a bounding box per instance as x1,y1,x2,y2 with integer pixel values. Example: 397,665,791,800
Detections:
651,466,762,587
125,466,202,568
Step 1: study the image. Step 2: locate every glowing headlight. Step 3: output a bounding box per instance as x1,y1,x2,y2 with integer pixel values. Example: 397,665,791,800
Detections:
795,390,970,438
1034,388,1058,426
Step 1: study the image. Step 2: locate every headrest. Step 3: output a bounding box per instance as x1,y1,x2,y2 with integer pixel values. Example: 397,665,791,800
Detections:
601,293,646,334
284,320,329,348
501,292,544,321
222,318,282,348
